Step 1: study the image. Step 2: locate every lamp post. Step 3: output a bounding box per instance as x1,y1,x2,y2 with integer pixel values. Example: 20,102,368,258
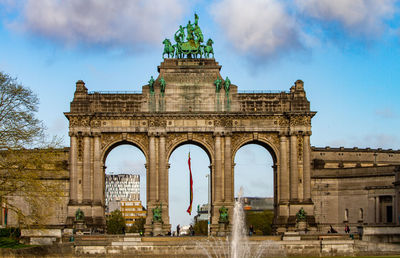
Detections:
206,173,211,236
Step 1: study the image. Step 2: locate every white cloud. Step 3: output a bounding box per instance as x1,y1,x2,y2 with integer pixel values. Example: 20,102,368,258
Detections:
210,0,303,58
295,0,397,37
8,0,186,50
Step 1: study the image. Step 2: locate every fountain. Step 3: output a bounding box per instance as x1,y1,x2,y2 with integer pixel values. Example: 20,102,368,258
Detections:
198,188,285,258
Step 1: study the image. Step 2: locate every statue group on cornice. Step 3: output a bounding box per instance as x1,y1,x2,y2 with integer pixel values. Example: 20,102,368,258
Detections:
162,13,214,59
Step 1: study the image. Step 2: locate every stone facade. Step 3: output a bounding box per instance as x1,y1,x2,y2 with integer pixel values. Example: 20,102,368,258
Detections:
5,58,400,238
65,58,316,235
311,147,400,233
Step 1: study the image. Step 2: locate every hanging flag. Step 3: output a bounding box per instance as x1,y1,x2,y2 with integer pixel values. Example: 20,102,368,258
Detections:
187,152,193,215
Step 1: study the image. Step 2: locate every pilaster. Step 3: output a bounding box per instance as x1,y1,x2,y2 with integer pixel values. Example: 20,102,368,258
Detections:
290,132,299,201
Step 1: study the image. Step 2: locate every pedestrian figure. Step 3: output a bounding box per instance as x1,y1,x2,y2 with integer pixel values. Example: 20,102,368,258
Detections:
189,225,194,236
345,224,350,233
249,225,254,236
329,225,337,233
177,224,180,236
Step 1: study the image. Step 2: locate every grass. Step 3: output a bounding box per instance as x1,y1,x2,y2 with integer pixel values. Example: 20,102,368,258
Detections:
0,237,30,249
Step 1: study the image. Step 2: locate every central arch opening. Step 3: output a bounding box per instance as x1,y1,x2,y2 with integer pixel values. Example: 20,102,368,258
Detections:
104,143,147,232
234,141,276,235
168,142,211,236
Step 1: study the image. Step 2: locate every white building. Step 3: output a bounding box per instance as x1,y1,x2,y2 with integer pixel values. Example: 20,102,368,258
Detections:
105,174,140,213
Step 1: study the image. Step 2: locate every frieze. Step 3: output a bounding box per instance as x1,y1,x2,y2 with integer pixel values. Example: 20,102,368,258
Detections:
69,116,90,127
148,118,166,127
90,119,101,128
290,116,311,126
277,116,289,127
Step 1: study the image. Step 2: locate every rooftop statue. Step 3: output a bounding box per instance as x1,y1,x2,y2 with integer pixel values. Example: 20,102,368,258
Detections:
163,13,212,59
148,76,155,94
224,77,231,95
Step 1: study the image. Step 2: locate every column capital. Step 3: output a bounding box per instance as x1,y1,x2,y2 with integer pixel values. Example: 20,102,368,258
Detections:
289,131,300,136
82,131,91,137
148,132,157,137
213,132,223,137
92,132,101,137
69,131,77,137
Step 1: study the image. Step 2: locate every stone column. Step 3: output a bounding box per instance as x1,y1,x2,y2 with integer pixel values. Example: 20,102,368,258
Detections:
82,133,92,203
279,134,289,202
159,134,166,203
224,134,232,202
159,133,169,230
214,133,222,202
149,134,156,203
93,133,102,205
303,132,311,201
290,133,298,201
69,132,78,203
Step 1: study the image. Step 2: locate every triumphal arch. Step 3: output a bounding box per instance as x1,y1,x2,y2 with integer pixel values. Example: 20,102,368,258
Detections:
65,14,317,235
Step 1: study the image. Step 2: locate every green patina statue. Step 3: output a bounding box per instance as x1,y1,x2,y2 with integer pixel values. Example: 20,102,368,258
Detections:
148,76,155,93
224,77,231,95
160,77,166,96
296,207,307,222
219,206,229,223
203,39,214,58
162,39,175,58
163,13,212,59
75,208,84,221
214,77,222,93
152,204,163,223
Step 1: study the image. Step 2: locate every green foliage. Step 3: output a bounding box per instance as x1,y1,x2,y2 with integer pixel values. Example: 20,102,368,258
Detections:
0,228,21,238
0,237,29,249
106,210,126,234
127,218,145,233
245,210,274,235
193,220,208,235
0,71,64,227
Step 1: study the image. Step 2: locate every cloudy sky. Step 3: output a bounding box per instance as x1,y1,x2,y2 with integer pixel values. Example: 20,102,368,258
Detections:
1,0,400,228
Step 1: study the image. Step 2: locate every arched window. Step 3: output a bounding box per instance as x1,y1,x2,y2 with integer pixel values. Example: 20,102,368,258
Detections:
359,208,364,221
344,209,349,221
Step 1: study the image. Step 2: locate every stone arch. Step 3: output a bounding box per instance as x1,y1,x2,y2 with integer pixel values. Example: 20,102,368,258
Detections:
102,138,148,165
167,137,214,164
232,136,279,165
232,135,280,231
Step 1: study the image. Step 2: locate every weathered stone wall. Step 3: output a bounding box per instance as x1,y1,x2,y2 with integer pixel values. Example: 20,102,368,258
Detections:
311,147,400,233
1,148,70,228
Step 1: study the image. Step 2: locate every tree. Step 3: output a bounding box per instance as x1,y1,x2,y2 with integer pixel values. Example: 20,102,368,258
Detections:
193,220,208,235
127,217,145,234
245,210,274,235
0,71,63,227
0,72,44,148
106,210,126,234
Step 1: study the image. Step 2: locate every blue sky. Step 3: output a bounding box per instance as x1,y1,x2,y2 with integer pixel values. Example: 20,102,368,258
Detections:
1,0,400,228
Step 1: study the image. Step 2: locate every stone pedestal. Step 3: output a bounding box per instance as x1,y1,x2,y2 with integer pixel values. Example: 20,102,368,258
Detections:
217,222,229,237
152,222,164,236
73,220,90,235
296,221,307,234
